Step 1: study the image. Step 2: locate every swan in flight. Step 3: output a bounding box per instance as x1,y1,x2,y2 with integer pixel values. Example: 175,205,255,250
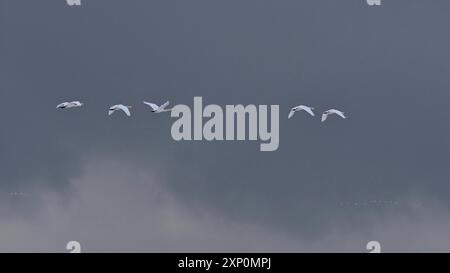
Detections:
143,101,171,113
288,105,315,119
56,101,84,109
108,104,132,116
321,109,346,122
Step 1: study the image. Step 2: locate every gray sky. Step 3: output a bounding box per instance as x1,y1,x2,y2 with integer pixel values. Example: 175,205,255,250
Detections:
2,0,450,252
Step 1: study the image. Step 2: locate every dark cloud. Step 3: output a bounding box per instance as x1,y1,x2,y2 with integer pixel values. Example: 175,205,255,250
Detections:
1,0,450,251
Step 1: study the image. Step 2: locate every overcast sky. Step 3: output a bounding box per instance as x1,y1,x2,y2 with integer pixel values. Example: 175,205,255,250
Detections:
2,0,450,252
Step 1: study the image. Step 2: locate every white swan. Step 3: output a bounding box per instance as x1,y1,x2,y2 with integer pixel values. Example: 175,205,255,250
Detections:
321,109,346,122
108,104,132,116
56,101,84,109
288,105,315,119
143,101,171,113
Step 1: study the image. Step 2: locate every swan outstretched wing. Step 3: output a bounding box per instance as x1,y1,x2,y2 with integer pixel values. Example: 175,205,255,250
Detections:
334,111,346,119
302,106,315,117
118,105,131,116
160,101,170,110
328,109,346,119
143,101,159,111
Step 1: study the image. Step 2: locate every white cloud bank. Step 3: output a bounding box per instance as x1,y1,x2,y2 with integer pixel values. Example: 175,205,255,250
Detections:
1,157,450,252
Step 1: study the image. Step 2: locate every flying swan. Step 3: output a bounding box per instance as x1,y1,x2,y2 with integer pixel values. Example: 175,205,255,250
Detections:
108,104,132,116
56,101,84,109
288,105,315,119
143,101,171,113
321,109,346,122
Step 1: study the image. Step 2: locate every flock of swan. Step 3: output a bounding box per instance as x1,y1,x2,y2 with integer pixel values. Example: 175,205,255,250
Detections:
56,100,171,117
56,101,346,122
288,105,346,122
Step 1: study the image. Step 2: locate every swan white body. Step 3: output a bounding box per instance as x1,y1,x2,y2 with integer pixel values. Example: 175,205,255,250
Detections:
108,104,132,116
56,101,84,109
143,101,171,113
288,105,315,119
321,109,346,122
